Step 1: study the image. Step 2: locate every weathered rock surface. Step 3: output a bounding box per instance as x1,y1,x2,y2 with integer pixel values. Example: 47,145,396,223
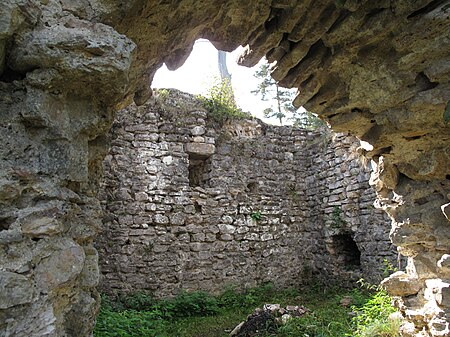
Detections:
0,0,449,336
382,271,422,297
0,271,33,309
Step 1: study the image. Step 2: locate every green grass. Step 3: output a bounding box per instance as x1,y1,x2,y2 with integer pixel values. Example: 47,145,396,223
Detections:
94,283,400,337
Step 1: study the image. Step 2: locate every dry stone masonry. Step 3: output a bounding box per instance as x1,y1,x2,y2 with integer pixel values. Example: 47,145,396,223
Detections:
97,90,396,297
0,1,449,336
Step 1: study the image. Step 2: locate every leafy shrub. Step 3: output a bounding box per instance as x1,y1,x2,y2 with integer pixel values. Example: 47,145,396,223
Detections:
197,78,249,123
350,287,400,337
155,88,170,100
156,291,220,318
95,291,220,337
118,291,155,311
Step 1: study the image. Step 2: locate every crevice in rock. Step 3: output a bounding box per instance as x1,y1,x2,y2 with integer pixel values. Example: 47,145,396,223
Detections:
326,9,352,35
361,124,383,146
404,135,423,141
247,181,258,193
357,43,378,58
414,193,445,205
371,146,392,157
0,215,16,231
415,197,429,205
407,0,448,19
66,181,82,194
0,65,26,83
320,4,339,26
415,72,438,92
299,74,314,89
363,7,387,22
279,40,331,88
327,112,338,119
265,11,281,30
194,201,202,214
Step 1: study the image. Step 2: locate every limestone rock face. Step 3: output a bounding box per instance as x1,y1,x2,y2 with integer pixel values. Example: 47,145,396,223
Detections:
381,271,422,297
0,0,449,336
0,271,33,309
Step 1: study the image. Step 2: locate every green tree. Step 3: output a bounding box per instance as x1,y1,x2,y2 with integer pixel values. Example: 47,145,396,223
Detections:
252,61,325,129
291,110,326,130
251,63,294,125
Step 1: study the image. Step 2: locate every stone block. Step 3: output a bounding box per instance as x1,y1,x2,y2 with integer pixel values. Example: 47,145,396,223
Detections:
185,143,215,158
0,271,33,309
220,234,233,241
134,191,148,201
218,224,236,234
36,241,85,292
154,214,169,224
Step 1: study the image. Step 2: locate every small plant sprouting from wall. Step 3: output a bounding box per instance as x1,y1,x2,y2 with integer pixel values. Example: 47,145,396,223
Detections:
155,88,170,100
331,205,345,228
381,258,398,278
250,211,262,221
288,184,300,202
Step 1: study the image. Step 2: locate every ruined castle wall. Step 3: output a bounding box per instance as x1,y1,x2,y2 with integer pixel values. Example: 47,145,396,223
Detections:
97,91,396,297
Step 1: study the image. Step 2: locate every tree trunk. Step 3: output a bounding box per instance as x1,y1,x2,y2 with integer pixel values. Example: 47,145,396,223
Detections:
218,50,231,81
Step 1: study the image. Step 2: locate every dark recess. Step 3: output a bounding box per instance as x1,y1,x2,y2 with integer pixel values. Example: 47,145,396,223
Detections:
407,0,447,19
330,234,361,268
0,66,26,83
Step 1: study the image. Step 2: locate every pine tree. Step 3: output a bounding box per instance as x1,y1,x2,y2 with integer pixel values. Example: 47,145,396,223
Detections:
252,61,325,129
251,63,294,125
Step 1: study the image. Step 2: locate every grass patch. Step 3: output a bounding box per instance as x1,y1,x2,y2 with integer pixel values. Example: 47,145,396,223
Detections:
94,283,400,337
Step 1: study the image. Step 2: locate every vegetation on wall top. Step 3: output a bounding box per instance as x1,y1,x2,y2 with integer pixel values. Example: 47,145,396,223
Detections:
197,78,250,123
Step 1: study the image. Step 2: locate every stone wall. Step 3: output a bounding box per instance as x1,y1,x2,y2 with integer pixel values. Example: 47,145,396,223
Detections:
97,90,396,297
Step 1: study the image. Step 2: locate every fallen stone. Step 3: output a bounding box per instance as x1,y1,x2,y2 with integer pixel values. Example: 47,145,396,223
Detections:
230,304,308,336
340,296,354,307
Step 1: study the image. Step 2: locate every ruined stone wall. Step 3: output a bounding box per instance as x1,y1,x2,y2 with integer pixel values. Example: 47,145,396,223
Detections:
97,90,396,297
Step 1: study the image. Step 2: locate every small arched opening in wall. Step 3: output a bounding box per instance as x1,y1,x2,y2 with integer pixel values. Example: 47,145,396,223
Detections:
327,233,362,269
